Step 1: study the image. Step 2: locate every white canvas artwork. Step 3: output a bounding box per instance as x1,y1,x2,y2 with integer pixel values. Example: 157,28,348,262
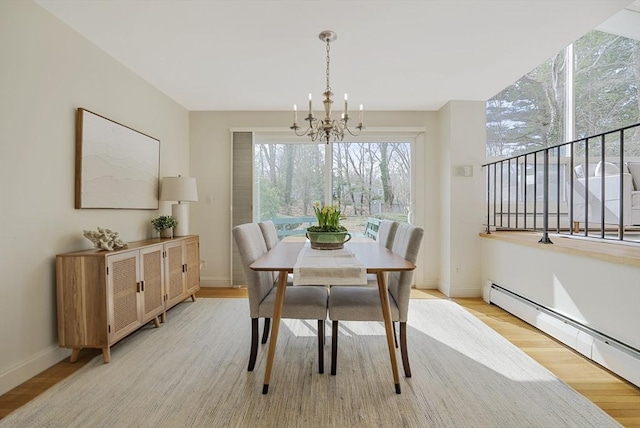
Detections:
76,109,159,209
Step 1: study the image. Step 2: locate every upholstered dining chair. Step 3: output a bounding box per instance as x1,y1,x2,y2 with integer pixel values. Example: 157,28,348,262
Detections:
258,220,279,286
376,219,398,250
328,222,424,377
257,219,293,344
258,220,279,250
259,219,294,291
365,219,399,287
232,223,328,373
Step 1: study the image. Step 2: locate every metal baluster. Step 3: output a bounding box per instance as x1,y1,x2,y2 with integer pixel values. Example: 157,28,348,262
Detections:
486,165,491,234
515,157,519,229
619,130,625,241
533,152,538,231
493,163,497,227
556,147,561,233
584,138,589,237
600,134,605,239
507,158,511,228
539,148,553,244
569,141,574,235
500,161,504,228
523,154,528,230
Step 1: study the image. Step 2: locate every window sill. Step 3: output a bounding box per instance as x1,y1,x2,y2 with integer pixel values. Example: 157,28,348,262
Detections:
479,231,640,268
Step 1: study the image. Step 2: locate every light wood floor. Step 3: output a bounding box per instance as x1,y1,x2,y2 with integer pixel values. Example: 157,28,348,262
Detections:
1,288,638,426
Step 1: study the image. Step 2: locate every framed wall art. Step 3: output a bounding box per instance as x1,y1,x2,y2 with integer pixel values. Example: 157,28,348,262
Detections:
75,108,160,209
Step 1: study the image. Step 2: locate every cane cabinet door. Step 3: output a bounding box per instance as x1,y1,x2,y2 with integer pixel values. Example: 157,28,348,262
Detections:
140,245,165,323
164,240,186,308
106,251,141,344
184,237,200,296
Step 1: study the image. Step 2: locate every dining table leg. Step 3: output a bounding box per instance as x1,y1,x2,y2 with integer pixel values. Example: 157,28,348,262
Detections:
377,271,401,394
262,270,288,394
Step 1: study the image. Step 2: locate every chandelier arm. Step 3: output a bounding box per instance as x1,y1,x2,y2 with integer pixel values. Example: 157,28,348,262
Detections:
291,126,310,137
291,114,321,137
344,126,363,137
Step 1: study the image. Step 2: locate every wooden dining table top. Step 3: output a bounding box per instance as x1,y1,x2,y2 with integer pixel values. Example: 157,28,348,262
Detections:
250,239,416,273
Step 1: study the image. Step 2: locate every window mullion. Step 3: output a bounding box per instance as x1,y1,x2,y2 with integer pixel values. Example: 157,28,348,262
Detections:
324,142,333,206
564,43,575,157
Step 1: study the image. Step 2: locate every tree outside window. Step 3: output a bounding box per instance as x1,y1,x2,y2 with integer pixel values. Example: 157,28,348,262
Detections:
254,141,411,236
487,30,639,158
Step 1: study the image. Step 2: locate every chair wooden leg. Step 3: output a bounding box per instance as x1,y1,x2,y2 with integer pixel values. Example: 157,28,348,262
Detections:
248,318,259,371
261,318,271,344
318,320,324,374
400,322,411,378
331,320,338,375
393,321,398,348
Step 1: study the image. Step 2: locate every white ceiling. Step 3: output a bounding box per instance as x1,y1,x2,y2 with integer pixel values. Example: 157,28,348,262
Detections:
35,0,637,112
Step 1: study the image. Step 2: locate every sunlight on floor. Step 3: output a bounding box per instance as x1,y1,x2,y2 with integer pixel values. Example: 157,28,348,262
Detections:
280,319,320,337
406,299,560,382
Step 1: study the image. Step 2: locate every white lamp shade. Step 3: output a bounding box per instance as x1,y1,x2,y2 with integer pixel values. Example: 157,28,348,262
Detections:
161,176,198,202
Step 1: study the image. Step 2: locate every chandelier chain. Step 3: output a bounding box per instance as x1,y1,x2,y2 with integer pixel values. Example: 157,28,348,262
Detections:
325,39,331,92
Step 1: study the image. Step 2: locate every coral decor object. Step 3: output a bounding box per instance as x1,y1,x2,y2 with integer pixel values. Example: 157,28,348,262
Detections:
83,227,128,251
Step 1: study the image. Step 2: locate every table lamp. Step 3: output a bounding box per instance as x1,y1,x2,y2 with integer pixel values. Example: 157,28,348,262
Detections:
160,176,198,236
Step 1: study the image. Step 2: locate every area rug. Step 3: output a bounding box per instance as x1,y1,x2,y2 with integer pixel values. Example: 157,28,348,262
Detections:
0,298,620,427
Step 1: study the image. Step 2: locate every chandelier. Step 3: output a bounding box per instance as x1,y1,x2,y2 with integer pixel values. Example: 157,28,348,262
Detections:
291,30,364,144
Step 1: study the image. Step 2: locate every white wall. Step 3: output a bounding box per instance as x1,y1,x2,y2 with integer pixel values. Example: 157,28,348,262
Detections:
189,111,443,289
0,1,189,394
480,238,640,350
437,101,487,297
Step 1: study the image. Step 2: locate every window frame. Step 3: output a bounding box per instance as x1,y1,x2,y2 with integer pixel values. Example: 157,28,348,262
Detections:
251,129,423,225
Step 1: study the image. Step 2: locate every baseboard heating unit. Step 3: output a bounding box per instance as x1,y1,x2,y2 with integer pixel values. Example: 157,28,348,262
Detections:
483,281,640,387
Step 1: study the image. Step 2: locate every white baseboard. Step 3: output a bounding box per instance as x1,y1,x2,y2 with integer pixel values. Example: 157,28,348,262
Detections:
592,337,640,387
0,345,70,395
486,281,639,387
445,286,483,298
416,279,439,289
200,276,230,287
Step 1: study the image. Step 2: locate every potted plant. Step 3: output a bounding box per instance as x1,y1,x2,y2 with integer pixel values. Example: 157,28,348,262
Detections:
306,202,351,250
151,215,178,239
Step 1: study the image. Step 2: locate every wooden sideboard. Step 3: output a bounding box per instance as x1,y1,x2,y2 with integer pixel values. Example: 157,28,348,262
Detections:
56,235,200,363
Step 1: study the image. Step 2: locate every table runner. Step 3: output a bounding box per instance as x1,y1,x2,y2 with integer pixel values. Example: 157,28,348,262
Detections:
293,247,367,286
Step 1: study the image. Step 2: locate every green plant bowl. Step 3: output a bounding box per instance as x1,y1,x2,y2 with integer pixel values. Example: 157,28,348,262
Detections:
306,230,352,250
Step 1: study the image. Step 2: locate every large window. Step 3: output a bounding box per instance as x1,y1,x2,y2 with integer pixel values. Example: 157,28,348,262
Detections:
254,140,412,236
574,31,640,148
486,53,566,157
254,143,325,221
487,29,639,158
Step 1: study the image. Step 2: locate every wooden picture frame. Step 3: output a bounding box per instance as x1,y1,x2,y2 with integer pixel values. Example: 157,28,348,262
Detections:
75,108,160,209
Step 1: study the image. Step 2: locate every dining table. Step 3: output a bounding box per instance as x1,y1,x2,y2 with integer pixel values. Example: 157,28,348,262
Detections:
249,237,416,394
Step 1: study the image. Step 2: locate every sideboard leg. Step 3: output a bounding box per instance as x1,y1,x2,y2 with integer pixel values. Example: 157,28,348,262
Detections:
102,347,110,363
160,312,166,323
191,293,197,302
69,348,80,363
153,316,160,328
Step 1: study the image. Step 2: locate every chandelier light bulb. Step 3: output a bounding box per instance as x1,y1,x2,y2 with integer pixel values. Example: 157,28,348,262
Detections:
344,93,348,116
